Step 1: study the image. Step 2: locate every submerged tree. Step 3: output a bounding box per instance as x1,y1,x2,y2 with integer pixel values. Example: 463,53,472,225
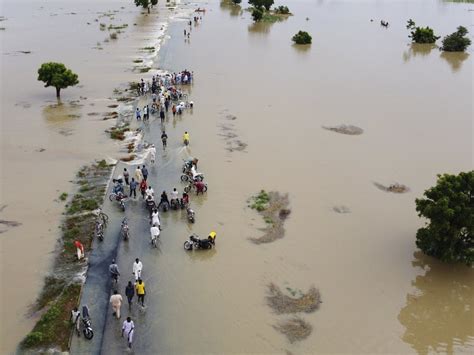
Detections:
415,172,474,265
37,62,79,98
406,19,440,44
441,26,471,52
134,0,158,14
251,7,263,22
292,31,312,45
249,0,274,11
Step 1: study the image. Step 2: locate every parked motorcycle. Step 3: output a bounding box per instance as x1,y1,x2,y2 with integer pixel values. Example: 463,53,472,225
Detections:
121,218,130,241
183,232,216,250
186,207,195,223
81,305,94,340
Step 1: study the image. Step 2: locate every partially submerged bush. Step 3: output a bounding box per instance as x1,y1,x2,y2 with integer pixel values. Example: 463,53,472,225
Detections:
441,26,471,52
252,7,263,22
292,31,312,45
274,317,312,343
274,5,290,14
266,283,321,314
406,19,439,44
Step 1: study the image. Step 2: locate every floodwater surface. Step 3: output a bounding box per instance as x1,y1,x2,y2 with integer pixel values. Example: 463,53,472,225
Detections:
1,0,473,354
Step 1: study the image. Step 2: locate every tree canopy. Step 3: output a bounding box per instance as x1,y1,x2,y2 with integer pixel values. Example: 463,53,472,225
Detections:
134,0,158,13
441,26,471,52
249,0,274,11
406,19,440,44
415,172,474,265
37,62,79,98
292,31,312,45
251,7,263,21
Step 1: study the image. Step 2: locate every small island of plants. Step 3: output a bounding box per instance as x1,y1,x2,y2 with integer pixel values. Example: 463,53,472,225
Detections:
292,31,312,45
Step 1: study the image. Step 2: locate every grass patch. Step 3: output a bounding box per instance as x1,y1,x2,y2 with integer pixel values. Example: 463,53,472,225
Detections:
21,283,81,351
59,192,68,201
109,125,130,140
127,143,135,153
266,283,321,314
133,59,143,63
273,317,312,343
108,23,128,30
67,196,99,214
141,46,155,51
34,276,67,310
139,66,151,73
249,190,270,211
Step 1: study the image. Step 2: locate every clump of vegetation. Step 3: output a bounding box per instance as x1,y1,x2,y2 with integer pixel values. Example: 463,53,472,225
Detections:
110,32,118,40
127,142,135,153
141,46,155,51
250,190,270,211
67,195,99,214
108,23,128,30
133,59,143,63
134,0,158,14
249,0,274,11
139,66,151,73
109,124,130,140
22,283,81,350
37,62,79,98
266,283,322,314
292,31,312,44
248,191,291,244
274,317,312,343
415,172,473,265
99,23,106,30
59,192,68,201
274,5,290,14
406,19,440,44
373,182,409,193
441,26,471,52
252,7,263,21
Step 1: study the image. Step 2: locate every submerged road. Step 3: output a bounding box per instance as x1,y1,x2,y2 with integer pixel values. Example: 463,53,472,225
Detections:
71,93,202,354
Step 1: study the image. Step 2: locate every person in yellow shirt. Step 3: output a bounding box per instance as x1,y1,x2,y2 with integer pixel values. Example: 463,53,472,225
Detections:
183,131,190,146
135,279,146,307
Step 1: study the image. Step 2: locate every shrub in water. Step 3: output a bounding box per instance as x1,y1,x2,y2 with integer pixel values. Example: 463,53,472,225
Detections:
292,31,312,44
441,26,471,52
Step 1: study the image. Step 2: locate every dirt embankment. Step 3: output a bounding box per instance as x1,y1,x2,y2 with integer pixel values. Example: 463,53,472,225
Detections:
21,160,113,352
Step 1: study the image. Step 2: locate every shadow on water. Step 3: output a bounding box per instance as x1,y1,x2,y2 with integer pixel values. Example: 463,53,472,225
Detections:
220,0,243,17
402,43,437,62
292,44,311,54
398,252,474,355
440,51,469,72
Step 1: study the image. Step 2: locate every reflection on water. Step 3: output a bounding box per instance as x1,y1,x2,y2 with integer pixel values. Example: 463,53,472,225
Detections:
292,43,311,54
42,101,82,124
220,0,242,17
185,247,217,262
248,21,274,35
398,252,474,354
403,43,437,62
440,51,469,72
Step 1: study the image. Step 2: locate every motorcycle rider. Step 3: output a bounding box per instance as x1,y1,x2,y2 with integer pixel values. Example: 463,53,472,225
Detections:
170,188,179,206
158,191,169,210
109,259,120,283
113,178,125,196
150,223,160,243
145,186,154,199
151,208,160,228
195,180,206,195
181,192,189,206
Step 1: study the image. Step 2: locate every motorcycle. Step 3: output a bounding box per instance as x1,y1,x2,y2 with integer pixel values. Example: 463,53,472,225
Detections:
183,233,216,250
121,218,130,241
180,171,204,182
170,199,179,210
186,207,195,223
145,196,156,215
109,192,126,211
184,181,208,194
81,305,94,340
94,219,105,241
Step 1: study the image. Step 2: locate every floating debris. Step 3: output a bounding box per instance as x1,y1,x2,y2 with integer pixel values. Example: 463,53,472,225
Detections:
322,124,364,135
274,317,312,343
266,283,321,314
373,182,409,193
333,205,351,214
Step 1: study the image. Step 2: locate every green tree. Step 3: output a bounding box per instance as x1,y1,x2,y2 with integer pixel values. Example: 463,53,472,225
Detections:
275,5,290,14
441,26,471,52
415,172,474,265
249,0,274,11
406,19,440,44
37,62,79,98
292,31,312,44
252,7,263,21
134,0,158,14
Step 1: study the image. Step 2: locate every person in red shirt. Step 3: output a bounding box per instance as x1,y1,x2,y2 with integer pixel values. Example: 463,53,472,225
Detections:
195,181,205,195
74,240,84,260
139,179,148,199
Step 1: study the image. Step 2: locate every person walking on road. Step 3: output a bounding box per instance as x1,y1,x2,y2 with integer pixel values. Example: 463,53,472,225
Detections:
129,178,138,198
123,168,130,185
125,281,135,310
134,166,143,183
140,179,148,199
110,290,123,319
161,131,168,149
135,107,141,120
109,259,120,284
135,279,146,307
132,258,143,281
141,165,148,182
122,317,135,349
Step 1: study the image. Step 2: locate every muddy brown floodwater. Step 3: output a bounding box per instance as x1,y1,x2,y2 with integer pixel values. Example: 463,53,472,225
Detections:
1,0,473,353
